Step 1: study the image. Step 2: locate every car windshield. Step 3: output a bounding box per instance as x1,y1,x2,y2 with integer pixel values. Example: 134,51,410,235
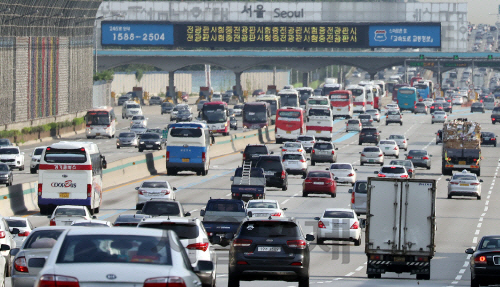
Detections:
139,223,199,240
170,129,202,138
247,202,278,209
24,230,64,249
283,153,303,160
131,124,146,129
389,135,404,139
323,210,354,218
381,167,406,174
239,222,299,237
126,104,140,109
408,150,427,156
56,235,172,265
141,182,169,188
452,174,477,181
55,208,86,216
140,134,160,140
34,148,45,155
364,147,380,152
142,202,180,216
307,171,330,178
479,237,500,249
132,116,144,120
366,110,378,114
119,133,135,138
0,165,9,172
330,164,352,170
245,146,268,154
0,148,18,154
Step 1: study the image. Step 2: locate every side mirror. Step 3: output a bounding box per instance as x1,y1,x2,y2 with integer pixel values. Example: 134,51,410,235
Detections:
465,248,475,254
21,152,25,155
354,169,358,171
480,179,484,182
446,178,450,181
92,216,97,219
348,189,353,193
230,176,234,181
314,217,320,221
184,212,191,217
407,139,409,140
47,215,51,219
335,148,338,150
0,244,10,252
11,228,20,235
200,210,205,216
305,234,315,242
359,152,362,154
29,153,33,157
102,160,107,169
135,187,139,190
334,177,339,181
173,187,177,191
325,168,329,170
240,151,243,154
430,155,433,157
247,211,253,217
374,171,379,174
224,233,234,240
9,248,19,256
379,131,382,133
301,174,306,179
279,146,283,148
404,154,408,156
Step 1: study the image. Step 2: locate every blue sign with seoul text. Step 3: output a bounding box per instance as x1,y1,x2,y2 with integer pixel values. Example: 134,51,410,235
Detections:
369,24,441,48
101,22,174,46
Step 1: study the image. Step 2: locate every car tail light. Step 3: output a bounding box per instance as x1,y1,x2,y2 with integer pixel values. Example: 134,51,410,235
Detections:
351,192,355,204
298,149,303,152
0,231,5,239
348,173,354,177
87,184,92,198
400,174,408,178
143,277,187,287
361,153,365,157
202,152,206,163
312,150,315,153
282,149,287,152
282,159,286,162
378,154,383,157
403,140,406,143
162,190,170,195
394,147,398,150
38,275,80,287
236,261,248,265
287,240,307,249
493,118,496,121
408,169,413,173
86,124,90,127
18,231,30,237
233,239,252,247
166,151,170,162
471,182,480,186
378,174,386,177
281,171,286,179
475,256,487,264
318,220,326,228
375,132,380,135
242,153,246,160
350,221,359,229
422,156,429,160
186,242,209,252
450,182,459,185
432,115,435,118
49,219,56,226
271,213,282,217
38,183,43,196
14,257,28,272
407,156,413,159
291,262,303,266
300,159,306,163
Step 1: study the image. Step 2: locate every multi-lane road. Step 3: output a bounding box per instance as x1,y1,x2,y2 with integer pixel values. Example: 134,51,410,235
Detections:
16,102,500,287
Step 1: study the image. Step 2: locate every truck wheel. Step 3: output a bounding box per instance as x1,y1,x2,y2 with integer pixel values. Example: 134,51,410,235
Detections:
19,165,24,171
201,169,207,176
136,204,143,210
228,274,240,287
167,168,177,176
375,274,381,279
94,206,100,214
368,274,376,279
447,194,452,199
476,170,481,176
360,162,364,166
298,276,309,287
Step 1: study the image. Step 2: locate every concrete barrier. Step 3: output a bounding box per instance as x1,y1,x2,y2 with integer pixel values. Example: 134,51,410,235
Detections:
0,125,276,216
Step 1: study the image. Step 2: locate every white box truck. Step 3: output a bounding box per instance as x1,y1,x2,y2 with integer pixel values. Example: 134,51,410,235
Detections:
365,178,436,280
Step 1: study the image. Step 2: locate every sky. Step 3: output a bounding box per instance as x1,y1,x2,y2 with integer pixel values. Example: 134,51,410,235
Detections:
425,0,499,25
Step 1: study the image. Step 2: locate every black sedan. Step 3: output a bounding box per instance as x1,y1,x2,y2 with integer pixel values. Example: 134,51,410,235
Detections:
0,163,13,186
471,102,486,113
138,133,164,152
176,109,193,122
481,132,497,147
466,235,500,287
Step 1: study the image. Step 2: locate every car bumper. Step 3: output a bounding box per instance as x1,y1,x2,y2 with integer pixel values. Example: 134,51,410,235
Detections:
285,168,307,175
359,137,378,143
352,205,367,215
303,184,335,194
230,258,308,281
167,162,205,171
360,157,383,164
410,160,430,167
333,176,355,184
482,139,497,145
474,266,500,282
382,150,399,156
311,155,334,162
317,229,360,241
449,186,480,196
265,177,286,188
0,177,10,183
138,143,161,150
117,142,137,147
11,274,36,287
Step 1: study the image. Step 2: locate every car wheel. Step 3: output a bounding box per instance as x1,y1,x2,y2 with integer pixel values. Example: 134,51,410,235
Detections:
282,184,288,191
477,195,481,200
117,146,120,149
136,204,143,210
167,168,178,176
400,122,402,126
447,194,452,199
354,236,362,246
396,154,399,159
201,169,208,176
426,166,431,170
385,122,388,126
302,192,308,197
228,273,240,287
298,276,309,287
317,238,324,244
432,122,434,124
493,122,496,125
311,161,315,166
360,162,364,166
138,149,143,152
380,162,383,166
331,193,336,198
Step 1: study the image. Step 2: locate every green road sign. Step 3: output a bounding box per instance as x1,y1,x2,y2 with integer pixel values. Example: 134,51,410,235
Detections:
408,61,436,67
476,61,500,67
442,61,468,68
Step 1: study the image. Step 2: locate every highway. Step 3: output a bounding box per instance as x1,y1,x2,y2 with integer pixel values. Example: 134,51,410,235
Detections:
16,104,500,287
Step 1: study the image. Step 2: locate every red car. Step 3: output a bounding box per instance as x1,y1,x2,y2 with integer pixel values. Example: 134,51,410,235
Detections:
302,170,337,198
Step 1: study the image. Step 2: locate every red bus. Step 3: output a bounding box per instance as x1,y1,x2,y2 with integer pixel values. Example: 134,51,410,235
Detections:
392,83,410,102
201,101,230,136
329,90,353,119
275,107,305,144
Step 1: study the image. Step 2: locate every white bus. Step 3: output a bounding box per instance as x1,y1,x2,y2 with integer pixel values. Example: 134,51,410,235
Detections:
347,85,367,113
278,89,300,108
306,96,330,112
306,105,333,141
256,94,280,124
38,141,107,215
85,106,117,139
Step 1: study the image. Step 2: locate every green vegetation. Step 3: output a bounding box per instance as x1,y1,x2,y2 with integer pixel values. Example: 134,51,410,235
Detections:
0,117,85,140
93,70,114,81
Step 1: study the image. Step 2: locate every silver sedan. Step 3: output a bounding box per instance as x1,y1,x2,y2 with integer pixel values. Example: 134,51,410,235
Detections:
447,170,483,200
431,111,447,124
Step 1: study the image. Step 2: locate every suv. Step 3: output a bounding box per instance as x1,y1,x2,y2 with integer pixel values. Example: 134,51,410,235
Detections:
29,146,46,174
0,147,25,170
385,110,403,126
349,180,368,215
242,144,272,167
296,135,315,153
138,133,164,152
442,100,453,113
228,218,314,287
414,102,428,114
358,114,374,126
405,149,432,169
430,103,444,114
161,102,174,114
138,199,191,217
374,165,409,178
491,107,500,124
255,156,288,190
358,127,381,145
310,141,337,166
149,96,162,105
121,101,143,119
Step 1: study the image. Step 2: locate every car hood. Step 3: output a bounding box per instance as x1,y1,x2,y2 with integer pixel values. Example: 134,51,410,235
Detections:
0,171,9,175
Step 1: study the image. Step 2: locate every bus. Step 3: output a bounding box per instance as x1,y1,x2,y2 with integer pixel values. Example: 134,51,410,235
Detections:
371,85,382,110
37,141,107,215
85,107,116,139
358,82,374,110
166,122,211,176
347,85,367,113
242,102,271,129
373,80,386,98
306,96,330,111
392,83,410,102
410,76,423,87
330,90,353,119
275,107,305,144
322,83,342,97
414,81,431,100
256,94,280,124
296,87,314,109
201,101,230,136
397,87,418,112
278,89,300,107
306,105,333,141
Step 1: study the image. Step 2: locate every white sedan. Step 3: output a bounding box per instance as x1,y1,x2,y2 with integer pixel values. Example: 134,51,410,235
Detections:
447,170,483,200
431,111,448,124
136,180,177,210
49,206,95,226
281,142,306,157
452,95,464,105
130,115,148,127
423,98,434,107
315,208,362,246
4,217,33,247
328,163,357,186
247,199,287,218
386,104,400,112
377,140,400,158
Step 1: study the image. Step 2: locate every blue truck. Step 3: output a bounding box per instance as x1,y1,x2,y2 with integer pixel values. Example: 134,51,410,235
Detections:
230,167,266,201
201,199,248,246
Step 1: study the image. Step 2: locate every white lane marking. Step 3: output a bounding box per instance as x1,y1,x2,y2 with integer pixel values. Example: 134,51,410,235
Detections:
475,230,480,235
481,213,486,217
463,261,469,267
486,200,489,205
345,272,355,277
484,206,488,212
226,193,231,196
459,269,466,274
473,237,478,243
487,195,491,199
451,281,458,284
455,275,462,281
189,209,198,213
467,254,472,260
355,266,363,271
282,199,290,204
479,217,483,221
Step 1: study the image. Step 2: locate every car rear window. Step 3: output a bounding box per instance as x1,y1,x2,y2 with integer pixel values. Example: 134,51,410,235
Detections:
379,141,394,145
297,136,314,141
389,135,404,139
361,129,377,134
452,175,477,181
141,182,169,188
239,221,299,237
348,120,360,124
24,230,64,249
482,132,495,137
72,222,109,227
307,171,330,178
55,208,86,216
139,223,199,239
493,107,500,113
170,129,202,138
256,159,282,171
388,111,399,115
330,164,352,170
408,150,427,156
484,97,495,102
355,182,368,194
416,103,426,107
363,147,380,152
381,167,406,174
283,154,303,160
119,133,135,137
390,160,411,168
206,201,245,212
247,202,278,209
479,237,500,249
313,143,333,150
142,202,181,216
359,115,371,119
323,210,354,218
245,146,268,154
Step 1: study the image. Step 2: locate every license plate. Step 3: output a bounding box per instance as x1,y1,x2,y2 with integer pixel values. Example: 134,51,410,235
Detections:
369,159,375,162
288,161,298,164
404,103,408,105
485,138,490,140
96,133,101,136
394,256,405,262
460,183,469,186
265,171,275,175
337,108,341,111
182,158,190,163
242,194,253,197
59,193,69,198
316,131,321,133
385,147,389,150
146,145,153,148
286,131,291,134
258,246,281,252
459,161,466,165
313,182,324,185
255,213,268,217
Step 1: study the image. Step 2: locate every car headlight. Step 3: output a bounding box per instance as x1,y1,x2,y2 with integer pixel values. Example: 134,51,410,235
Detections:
155,141,161,144
140,142,145,144
0,174,7,177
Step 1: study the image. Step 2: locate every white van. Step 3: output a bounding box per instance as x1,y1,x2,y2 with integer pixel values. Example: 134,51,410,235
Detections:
212,93,222,102
121,101,143,119
306,105,334,141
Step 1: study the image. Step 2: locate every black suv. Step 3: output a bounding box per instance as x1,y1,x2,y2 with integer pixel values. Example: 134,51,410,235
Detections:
255,155,288,190
442,99,453,113
138,133,163,152
242,144,272,167
358,127,381,145
138,199,191,217
491,107,500,124
228,218,314,287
